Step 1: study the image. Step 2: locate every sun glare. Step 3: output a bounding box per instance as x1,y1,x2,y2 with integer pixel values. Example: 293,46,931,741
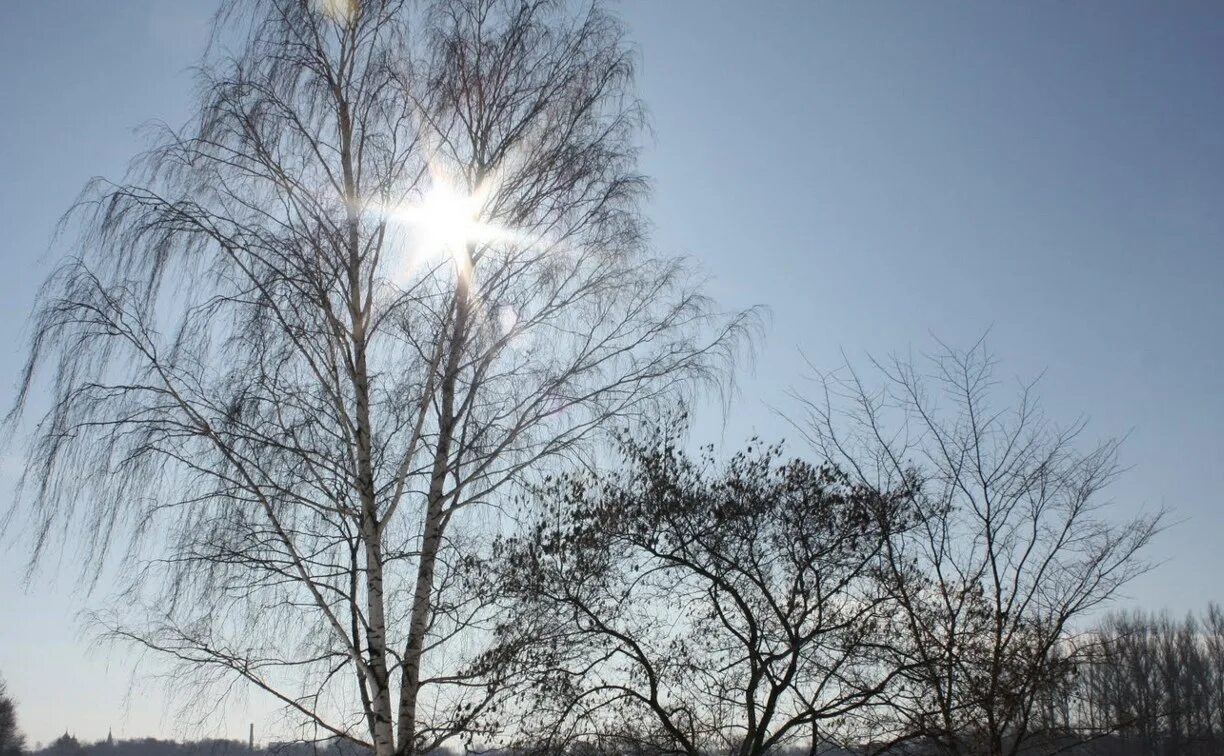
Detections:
382,169,512,282
312,0,355,23
414,181,485,256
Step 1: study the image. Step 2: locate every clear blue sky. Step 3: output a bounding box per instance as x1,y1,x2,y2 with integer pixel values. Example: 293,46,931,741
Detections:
1,0,1222,746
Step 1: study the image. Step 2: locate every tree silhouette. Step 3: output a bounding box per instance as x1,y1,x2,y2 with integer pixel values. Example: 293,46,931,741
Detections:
1071,606,1224,756
495,423,920,755
795,340,1161,756
0,681,24,756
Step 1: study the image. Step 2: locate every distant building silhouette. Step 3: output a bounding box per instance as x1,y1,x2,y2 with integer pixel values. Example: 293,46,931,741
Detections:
47,733,82,756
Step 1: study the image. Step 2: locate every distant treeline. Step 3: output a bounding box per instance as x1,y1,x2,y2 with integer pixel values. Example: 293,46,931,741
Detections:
31,736,375,756
1062,606,1224,756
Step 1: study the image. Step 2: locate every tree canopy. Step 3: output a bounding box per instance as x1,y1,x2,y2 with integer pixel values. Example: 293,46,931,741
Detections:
7,1,750,754
0,680,24,756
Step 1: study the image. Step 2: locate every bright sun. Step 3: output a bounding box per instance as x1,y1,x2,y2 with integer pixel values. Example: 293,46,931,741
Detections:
312,0,355,23
413,181,485,256
384,171,508,279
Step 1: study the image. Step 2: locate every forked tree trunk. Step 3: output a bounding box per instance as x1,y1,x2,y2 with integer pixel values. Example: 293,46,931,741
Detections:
397,267,471,756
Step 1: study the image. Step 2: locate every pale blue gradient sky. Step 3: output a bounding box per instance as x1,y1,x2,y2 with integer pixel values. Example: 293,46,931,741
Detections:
1,0,1222,745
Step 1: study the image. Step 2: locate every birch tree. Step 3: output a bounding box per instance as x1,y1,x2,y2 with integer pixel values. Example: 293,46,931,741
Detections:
6,1,750,753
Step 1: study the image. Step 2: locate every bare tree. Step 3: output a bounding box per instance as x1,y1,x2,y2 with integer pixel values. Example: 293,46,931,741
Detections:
0,679,23,756
6,1,751,754
495,422,919,756
793,340,1161,756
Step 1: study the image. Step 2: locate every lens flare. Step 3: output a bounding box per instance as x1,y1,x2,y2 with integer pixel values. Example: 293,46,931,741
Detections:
378,164,513,283
410,181,485,258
